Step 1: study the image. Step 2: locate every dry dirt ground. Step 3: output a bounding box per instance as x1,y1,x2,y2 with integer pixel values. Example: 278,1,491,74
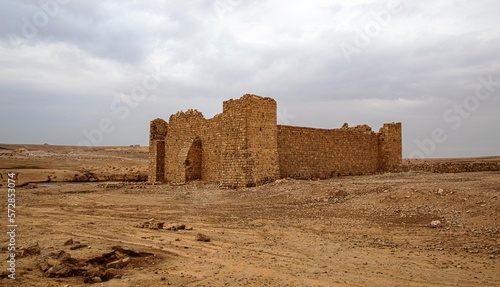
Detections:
0,144,499,287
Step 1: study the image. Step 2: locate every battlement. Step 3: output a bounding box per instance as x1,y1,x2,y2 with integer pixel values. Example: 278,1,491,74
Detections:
149,94,402,188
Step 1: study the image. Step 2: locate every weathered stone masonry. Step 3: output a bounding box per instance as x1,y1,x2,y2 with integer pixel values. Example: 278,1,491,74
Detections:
149,94,402,188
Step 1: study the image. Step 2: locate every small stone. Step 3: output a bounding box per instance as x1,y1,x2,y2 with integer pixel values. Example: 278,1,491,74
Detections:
137,221,149,228
430,220,441,228
70,244,88,250
149,222,164,230
64,239,74,246
106,257,131,269
101,268,123,281
195,233,211,242
22,243,41,257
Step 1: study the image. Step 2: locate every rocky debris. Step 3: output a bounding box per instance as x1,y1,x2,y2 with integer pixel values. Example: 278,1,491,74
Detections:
166,224,188,231
70,243,89,250
137,220,164,230
430,220,442,228
400,162,500,173
38,250,80,278
195,233,211,242
37,246,154,283
63,239,88,250
20,243,41,257
111,246,155,257
12,148,29,155
106,257,130,269
98,182,126,189
150,222,165,230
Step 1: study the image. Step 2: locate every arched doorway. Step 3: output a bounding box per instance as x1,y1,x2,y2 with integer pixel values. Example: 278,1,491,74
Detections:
185,138,202,182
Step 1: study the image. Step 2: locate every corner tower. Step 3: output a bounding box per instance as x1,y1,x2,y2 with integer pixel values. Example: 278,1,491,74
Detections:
220,94,279,187
378,122,402,171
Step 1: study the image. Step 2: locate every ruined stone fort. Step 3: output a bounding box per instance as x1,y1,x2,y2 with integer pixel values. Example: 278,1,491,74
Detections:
149,94,402,188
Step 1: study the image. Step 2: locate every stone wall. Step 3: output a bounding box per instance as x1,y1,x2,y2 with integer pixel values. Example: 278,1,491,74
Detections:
221,95,279,187
148,118,168,183
149,94,402,187
277,124,381,179
149,94,280,188
378,123,402,171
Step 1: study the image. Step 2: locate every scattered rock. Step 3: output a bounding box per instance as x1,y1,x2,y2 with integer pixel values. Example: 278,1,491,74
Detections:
46,263,77,278
149,222,164,230
70,244,89,250
21,243,41,257
137,220,164,230
430,220,442,228
38,251,80,278
84,276,103,284
106,257,130,269
12,148,29,156
166,223,189,231
64,239,74,246
37,246,154,283
112,246,155,257
195,233,211,242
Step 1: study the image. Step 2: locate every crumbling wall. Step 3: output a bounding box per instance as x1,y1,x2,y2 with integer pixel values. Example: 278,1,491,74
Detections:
148,118,168,183
277,124,380,179
149,94,402,187
151,94,279,188
164,110,210,185
378,123,402,171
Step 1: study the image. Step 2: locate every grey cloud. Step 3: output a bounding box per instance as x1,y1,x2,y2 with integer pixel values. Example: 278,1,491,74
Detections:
0,0,499,157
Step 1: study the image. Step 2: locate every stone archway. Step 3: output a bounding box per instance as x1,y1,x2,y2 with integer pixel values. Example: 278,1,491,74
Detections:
185,137,202,182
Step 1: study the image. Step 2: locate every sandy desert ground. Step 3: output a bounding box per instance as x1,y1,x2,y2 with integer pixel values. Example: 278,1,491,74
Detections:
0,144,499,287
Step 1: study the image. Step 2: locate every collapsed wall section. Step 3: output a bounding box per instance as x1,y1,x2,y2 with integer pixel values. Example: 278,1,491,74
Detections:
277,125,380,179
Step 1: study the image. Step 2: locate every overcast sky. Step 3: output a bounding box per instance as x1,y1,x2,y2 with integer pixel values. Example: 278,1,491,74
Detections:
1,0,499,158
